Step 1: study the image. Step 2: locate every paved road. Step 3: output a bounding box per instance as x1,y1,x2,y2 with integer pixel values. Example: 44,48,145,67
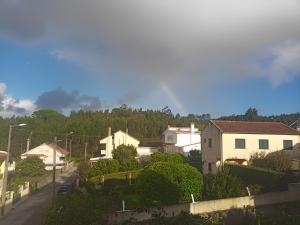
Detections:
0,165,77,225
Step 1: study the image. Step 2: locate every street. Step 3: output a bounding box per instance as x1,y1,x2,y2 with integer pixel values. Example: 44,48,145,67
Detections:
0,165,77,225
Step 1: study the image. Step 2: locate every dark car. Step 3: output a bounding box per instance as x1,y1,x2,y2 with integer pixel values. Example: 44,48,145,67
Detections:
57,182,72,195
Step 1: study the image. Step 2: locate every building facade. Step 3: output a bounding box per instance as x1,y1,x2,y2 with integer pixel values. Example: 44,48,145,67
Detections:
21,143,68,170
99,130,140,159
202,120,300,174
163,123,201,155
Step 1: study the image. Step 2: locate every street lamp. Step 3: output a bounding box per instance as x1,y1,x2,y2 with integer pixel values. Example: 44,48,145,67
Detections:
65,132,74,161
1,123,26,216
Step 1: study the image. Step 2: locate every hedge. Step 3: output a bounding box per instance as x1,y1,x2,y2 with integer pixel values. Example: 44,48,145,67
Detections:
226,164,287,192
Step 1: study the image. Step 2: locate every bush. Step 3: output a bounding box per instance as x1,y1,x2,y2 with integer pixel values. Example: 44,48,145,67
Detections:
227,164,286,192
121,159,141,171
135,169,180,206
250,152,291,172
150,152,185,164
149,162,203,202
78,160,90,179
88,159,119,177
204,168,245,200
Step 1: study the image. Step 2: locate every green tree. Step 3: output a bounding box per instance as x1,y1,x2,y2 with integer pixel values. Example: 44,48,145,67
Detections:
16,156,46,177
112,145,139,171
245,107,259,121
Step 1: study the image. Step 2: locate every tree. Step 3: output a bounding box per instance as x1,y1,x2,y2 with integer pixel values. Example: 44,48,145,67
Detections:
16,156,46,178
204,168,244,199
245,107,259,121
112,145,138,171
149,162,204,202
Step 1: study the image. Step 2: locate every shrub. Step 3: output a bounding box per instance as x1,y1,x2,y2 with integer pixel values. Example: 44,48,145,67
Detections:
78,160,90,179
250,151,291,172
121,159,141,171
150,152,185,164
149,162,204,202
227,164,286,192
88,159,119,177
135,169,180,206
204,168,245,200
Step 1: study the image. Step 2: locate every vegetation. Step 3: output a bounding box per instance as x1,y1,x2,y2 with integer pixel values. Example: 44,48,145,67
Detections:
15,156,46,177
88,159,119,177
250,152,291,172
136,161,204,206
8,156,47,191
204,168,245,200
112,144,140,171
227,164,286,192
149,152,185,164
0,108,208,160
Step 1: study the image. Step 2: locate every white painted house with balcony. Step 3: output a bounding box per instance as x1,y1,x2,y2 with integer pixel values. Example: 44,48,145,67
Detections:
163,123,201,155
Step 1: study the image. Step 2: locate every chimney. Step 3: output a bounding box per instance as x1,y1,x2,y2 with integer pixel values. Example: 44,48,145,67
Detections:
190,123,195,133
108,127,111,136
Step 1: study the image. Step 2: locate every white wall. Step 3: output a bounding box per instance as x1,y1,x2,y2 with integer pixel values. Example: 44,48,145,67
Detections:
222,133,300,162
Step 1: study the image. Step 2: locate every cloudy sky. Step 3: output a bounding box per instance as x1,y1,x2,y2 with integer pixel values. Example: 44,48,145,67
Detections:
0,0,300,117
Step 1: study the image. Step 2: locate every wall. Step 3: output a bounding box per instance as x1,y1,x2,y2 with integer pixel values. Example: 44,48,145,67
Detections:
114,131,140,149
109,183,300,224
222,133,300,163
201,122,222,174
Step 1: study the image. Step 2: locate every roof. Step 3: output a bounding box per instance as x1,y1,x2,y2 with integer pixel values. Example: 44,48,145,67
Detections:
210,120,299,135
21,153,47,157
100,130,140,143
21,143,68,156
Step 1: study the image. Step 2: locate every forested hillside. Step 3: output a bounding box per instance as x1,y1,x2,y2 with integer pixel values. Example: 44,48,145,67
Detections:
0,106,298,160
0,107,209,159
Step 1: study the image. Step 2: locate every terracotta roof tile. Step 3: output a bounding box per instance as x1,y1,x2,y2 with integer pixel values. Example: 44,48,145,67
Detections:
211,120,299,135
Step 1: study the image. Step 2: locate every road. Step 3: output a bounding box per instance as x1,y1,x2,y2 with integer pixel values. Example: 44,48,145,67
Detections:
0,165,77,225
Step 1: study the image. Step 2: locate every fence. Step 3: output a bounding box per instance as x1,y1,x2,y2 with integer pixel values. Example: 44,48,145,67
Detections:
109,183,300,224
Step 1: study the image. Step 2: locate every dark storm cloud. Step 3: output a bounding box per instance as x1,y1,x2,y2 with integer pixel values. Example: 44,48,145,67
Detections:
1,0,300,113
35,88,102,112
0,83,36,117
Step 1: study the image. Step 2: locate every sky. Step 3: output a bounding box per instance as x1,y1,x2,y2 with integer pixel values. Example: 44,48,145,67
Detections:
0,0,300,118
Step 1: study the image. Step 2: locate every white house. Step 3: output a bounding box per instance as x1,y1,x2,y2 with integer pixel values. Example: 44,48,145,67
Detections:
98,129,140,159
21,143,68,170
163,123,201,155
202,120,300,174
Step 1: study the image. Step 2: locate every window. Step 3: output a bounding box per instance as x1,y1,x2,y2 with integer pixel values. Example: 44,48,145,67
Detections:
283,140,293,150
235,139,245,149
208,163,212,172
259,139,269,149
208,138,212,148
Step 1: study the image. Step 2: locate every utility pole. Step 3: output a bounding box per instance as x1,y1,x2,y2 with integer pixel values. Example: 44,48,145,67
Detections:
1,123,26,216
52,136,57,205
84,142,88,161
69,139,72,160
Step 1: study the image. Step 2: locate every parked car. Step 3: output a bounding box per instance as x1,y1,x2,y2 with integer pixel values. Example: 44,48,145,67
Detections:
57,182,72,195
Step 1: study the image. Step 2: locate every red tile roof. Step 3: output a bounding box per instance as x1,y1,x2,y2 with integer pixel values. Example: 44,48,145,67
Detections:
211,120,299,135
